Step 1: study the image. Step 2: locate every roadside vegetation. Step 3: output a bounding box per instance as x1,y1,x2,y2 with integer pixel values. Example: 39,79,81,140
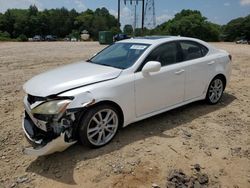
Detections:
0,6,249,42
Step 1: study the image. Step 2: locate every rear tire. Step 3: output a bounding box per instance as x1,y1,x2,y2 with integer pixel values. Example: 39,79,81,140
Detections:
205,77,224,105
78,104,120,148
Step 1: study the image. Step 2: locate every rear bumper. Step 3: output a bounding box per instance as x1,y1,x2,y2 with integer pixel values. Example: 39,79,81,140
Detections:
22,117,76,156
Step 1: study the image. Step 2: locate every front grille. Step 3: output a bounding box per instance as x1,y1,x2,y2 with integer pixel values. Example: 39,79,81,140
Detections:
27,94,45,105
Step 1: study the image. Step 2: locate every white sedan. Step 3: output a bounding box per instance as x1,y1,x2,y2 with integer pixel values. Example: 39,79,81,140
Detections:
22,36,232,156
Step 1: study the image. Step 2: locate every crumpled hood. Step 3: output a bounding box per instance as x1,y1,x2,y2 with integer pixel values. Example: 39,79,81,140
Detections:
23,61,122,97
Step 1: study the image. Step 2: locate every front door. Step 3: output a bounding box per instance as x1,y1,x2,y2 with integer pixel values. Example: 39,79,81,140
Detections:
134,42,185,117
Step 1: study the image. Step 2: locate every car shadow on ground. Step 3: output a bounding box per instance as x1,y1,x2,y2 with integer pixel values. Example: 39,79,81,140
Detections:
26,93,236,185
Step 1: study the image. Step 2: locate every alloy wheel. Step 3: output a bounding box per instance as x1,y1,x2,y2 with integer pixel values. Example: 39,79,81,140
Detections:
208,79,223,103
87,109,118,146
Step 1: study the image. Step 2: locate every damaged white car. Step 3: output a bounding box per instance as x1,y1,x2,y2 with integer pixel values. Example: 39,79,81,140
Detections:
22,36,232,156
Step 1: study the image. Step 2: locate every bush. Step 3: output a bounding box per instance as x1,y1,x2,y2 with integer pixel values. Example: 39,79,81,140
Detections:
17,34,28,41
0,31,11,41
69,30,80,40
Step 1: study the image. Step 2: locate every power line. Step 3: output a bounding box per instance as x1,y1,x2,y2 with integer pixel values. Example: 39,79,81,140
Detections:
118,0,156,31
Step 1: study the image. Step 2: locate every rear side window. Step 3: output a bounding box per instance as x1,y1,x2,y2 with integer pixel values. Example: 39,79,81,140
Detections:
180,41,208,61
200,45,209,56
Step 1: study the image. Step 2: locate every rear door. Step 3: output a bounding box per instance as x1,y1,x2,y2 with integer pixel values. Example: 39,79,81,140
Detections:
179,41,210,101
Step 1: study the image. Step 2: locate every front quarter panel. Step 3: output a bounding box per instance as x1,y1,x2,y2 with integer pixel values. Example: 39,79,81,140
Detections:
60,91,95,109
59,73,136,127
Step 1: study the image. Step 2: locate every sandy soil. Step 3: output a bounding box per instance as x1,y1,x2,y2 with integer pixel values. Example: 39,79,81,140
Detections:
0,42,249,188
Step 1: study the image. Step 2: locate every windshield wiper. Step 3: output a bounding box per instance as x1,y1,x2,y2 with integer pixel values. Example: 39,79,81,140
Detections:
86,59,93,63
87,60,123,69
97,62,124,69
97,63,116,68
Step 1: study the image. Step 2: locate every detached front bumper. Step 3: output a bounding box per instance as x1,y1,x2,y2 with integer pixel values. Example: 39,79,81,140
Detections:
22,115,76,157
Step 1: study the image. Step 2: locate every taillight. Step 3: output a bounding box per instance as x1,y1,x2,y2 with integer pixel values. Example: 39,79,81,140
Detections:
229,54,232,61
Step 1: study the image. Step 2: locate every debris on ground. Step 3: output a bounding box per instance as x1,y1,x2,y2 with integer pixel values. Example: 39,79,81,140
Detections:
166,164,210,188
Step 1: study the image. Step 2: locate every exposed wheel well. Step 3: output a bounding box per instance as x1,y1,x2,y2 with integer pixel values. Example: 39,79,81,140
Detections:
213,74,227,90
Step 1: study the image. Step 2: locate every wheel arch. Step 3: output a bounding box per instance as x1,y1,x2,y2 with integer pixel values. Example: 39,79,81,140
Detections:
212,73,227,90
81,100,124,128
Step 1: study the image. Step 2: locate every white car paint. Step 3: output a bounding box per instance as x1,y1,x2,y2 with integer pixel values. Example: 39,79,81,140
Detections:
23,36,232,156
57,37,231,126
60,37,231,125
24,61,122,97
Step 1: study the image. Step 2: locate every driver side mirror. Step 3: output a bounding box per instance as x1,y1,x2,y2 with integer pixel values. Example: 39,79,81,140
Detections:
142,61,161,77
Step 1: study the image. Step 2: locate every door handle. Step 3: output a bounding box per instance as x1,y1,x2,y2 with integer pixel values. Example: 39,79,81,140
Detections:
208,61,216,65
175,69,185,75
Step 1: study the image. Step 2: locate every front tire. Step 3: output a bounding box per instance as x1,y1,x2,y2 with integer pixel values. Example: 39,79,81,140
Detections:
78,104,120,148
206,77,224,104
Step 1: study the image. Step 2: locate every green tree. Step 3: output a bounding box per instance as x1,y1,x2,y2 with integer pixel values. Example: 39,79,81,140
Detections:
223,15,250,41
152,9,221,41
28,5,38,16
123,24,133,35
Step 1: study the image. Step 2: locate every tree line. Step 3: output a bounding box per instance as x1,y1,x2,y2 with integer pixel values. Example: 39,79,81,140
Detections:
124,10,250,42
0,6,249,42
0,5,120,41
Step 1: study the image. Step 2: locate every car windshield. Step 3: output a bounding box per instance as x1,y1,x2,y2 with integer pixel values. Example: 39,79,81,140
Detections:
89,43,150,69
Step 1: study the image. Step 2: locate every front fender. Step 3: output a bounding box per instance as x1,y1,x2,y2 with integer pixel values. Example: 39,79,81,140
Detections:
59,91,95,109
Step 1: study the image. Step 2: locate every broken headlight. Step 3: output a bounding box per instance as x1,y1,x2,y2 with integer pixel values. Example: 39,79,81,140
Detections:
31,100,71,115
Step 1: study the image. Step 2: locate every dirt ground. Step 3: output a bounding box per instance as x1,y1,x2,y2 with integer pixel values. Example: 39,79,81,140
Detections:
0,42,249,188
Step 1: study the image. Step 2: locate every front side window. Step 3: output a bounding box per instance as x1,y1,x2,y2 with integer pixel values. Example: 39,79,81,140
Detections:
143,42,181,67
90,43,150,69
180,41,208,61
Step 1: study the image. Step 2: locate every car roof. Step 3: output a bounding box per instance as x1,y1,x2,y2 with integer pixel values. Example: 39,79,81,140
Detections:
117,36,207,46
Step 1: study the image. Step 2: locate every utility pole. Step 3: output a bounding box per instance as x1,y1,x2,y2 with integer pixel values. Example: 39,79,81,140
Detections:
118,0,145,32
118,0,120,26
133,5,137,31
142,0,145,31
144,0,156,29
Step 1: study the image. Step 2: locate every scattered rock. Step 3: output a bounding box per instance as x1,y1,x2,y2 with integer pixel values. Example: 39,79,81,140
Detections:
167,169,188,187
231,147,242,156
197,173,209,184
243,149,250,159
204,150,212,157
152,183,160,188
183,130,192,138
222,156,228,160
166,165,210,188
194,181,201,188
219,169,227,176
16,175,28,184
10,183,16,188
194,164,201,172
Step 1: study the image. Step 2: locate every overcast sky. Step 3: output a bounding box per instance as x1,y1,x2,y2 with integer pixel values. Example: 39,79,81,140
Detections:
0,0,250,26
